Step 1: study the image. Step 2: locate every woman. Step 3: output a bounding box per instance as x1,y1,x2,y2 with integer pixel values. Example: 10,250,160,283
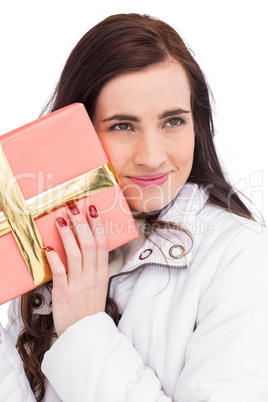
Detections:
1,13,268,402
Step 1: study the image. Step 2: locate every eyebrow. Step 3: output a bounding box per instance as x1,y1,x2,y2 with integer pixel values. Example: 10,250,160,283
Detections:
101,108,190,123
160,108,190,119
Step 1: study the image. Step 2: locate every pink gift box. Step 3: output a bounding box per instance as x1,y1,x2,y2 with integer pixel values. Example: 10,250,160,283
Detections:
0,103,139,305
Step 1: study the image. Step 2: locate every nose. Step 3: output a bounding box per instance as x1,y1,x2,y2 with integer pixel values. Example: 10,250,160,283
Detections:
133,131,167,169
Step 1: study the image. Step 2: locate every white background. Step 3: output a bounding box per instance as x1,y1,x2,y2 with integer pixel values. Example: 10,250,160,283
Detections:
0,0,267,325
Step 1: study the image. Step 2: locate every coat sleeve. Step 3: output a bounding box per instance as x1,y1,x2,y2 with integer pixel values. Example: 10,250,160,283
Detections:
0,322,36,401
42,312,172,401
41,226,268,402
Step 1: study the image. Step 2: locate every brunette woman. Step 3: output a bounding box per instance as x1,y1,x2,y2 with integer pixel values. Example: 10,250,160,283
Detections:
1,13,268,402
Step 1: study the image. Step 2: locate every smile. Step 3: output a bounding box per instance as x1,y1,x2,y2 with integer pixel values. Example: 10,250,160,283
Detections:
127,172,170,188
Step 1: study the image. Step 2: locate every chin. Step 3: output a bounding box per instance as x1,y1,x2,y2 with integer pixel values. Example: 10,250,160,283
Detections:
127,198,172,217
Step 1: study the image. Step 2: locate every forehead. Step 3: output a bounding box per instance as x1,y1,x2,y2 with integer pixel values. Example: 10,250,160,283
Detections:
95,61,191,116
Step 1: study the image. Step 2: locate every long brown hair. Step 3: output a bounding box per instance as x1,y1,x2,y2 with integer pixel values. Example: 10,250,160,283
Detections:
17,13,254,401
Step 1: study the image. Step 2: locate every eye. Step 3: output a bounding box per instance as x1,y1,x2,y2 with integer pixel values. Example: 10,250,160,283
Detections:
110,123,132,131
165,117,185,127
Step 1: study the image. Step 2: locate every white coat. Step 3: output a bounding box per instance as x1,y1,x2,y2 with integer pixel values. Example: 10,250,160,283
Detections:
1,183,268,401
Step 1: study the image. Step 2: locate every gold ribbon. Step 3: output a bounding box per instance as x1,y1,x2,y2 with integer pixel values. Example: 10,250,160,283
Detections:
0,144,117,286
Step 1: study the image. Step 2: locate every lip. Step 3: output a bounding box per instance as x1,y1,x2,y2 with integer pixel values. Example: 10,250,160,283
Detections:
127,172,170,188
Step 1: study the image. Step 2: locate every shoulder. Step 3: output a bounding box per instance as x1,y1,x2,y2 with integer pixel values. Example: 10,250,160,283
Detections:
160,183,268,256
183,203,268,326
199,201,268,253
193,203,268,312
192,197,268,281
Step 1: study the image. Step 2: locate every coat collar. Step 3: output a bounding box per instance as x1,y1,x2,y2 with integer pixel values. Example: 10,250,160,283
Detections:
159,182,209,224
118,183,209,273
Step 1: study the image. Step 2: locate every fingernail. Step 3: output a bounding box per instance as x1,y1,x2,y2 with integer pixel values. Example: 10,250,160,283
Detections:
68,203,80,215
45,246,54,252
89,205,98,218
56,217,67,227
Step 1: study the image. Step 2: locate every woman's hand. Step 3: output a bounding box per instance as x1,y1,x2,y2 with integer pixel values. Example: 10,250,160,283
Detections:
45,204,109,337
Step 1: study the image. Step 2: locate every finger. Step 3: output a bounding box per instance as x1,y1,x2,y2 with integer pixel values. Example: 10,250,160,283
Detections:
66,204,96,271
55,216,83,284
87,205,108,274
45,247,67,293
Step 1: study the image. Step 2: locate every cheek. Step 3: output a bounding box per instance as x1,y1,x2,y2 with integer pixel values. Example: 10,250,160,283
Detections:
172,135,195,166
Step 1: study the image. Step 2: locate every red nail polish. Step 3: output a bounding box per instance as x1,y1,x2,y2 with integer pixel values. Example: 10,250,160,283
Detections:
45,246,54,252
89,205,98,218
56,217,67,227
68,203,80,215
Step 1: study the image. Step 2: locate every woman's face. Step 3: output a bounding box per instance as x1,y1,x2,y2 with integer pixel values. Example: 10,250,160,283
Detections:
93,61,195,213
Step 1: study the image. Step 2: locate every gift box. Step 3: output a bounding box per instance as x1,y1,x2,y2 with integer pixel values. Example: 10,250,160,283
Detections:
0,103,139,305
